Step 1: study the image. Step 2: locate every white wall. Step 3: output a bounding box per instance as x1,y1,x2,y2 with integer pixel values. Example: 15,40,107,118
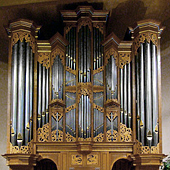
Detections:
0,61,8,170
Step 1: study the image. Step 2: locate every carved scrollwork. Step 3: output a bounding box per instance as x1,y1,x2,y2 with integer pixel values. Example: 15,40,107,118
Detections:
10,140,33,154
65,104,76,113
93,133,104,142
51,107,63,121
119,52,131,69
66,132,76,142
106,129,118,142
136,140,159,154
87,154,98,165
65,24,76,35
93,103,104,112
51,129,63,142
106,110,117,121
12,32,36,53
78,137,92,141
134,33,158,55
72,154,83,165
78,18,92,32
38,52,50,69
66,66,76,75
93,66,104,75
51,48,65,66
77,82,93,103
120,123,132,142
37,123,50,142
93,22,104,34
105,48,118,66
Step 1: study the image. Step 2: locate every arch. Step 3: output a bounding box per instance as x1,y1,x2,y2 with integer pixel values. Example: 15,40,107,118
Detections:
111,158,134,170
35,158,57,170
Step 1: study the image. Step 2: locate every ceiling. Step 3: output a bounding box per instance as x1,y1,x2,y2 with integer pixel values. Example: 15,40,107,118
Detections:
1,0,170,63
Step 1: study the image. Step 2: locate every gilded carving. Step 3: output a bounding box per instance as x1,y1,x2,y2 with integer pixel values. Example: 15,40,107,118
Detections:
93,103,104,112
72,154,83,165
10,140,33,154
51,48,65,66
119,52,131,69
12,32,36,53
87,154,98,165
120,123,132,142
51,107,63,121
77,82,93,103
106,129,118,142
65,104,76,113
93,22,104,34
93,133,104,142
66,132,76,142
106,110,117,121
105,48,118,66
65,24,76,35
78,137,92,141
78,18,92,32
51,129,63,142
37,123,50,142
93,66,104,75
37,52,50,69
134,33,158,55
66,66,76,75
136,140,160,154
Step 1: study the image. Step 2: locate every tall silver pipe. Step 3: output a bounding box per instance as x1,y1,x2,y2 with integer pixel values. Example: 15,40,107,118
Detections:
42,66,46,126
11,43,18,145
145,42,152,145
38,63,42,127
120,68,124,123
17,40,25,146
124,64,127,126
93,28,96,70
25,43,30,145
152,43,158,145
46,69,49,123
127,62,131,128
56,112,58,141
139,44,145,145
29,50,33,140
81,95,84,138
84,95,87,138
87,96,89,138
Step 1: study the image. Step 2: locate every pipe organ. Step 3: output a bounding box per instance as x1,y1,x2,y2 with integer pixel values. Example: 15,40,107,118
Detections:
3,7,165,170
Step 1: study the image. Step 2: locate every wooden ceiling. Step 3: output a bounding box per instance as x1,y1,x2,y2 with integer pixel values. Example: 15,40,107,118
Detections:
1,0,170,63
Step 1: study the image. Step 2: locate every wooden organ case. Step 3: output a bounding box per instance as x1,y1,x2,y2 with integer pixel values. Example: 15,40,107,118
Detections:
3,6,165,170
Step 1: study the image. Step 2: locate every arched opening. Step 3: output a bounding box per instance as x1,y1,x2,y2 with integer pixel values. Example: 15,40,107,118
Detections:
35,159,57,170
112,159,134,170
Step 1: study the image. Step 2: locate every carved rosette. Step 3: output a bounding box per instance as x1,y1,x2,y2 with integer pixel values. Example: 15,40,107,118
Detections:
77,18,92,32
119,52,131,69
66,132,76,142
106,129,118,142
93,133,104,142
93,103,104,112
12,32,36,53
134,33,158,55
37,123,50,142
51,130,63,142
37,52,50,69
72,154,83,165
10,140,33,154
51,48,65,66
87,154,98,165
77,82,93,103
120,123,132,142
136,140,160,154
65,104,76,113
105,48,118,66
93,22,104,34
51,107,63,121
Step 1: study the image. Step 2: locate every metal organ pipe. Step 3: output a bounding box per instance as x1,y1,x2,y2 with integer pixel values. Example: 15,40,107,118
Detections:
123,64,127,126
38,63,42,128
46,69,49,124
11,43,18,146
127,62,131,128
120,68,124,123
25,43,30,145
42,66,46,126
17,40,25,146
